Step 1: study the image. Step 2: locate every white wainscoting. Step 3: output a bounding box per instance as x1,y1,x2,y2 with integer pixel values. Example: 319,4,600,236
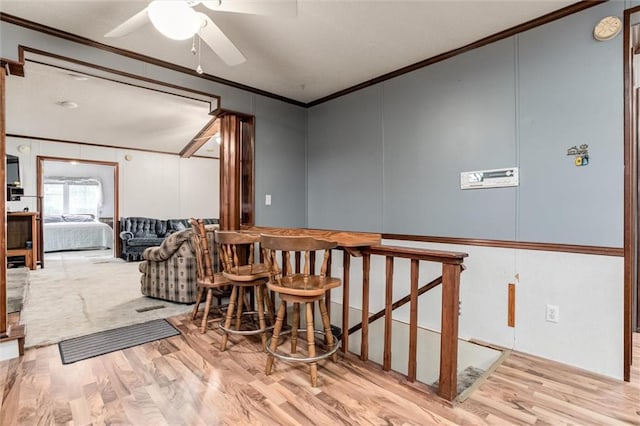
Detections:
326,240,624,380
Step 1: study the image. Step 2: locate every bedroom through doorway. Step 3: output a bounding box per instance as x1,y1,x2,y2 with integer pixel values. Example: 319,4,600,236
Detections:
37,157,118,258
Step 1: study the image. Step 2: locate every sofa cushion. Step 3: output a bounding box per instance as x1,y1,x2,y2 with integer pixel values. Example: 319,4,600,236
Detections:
168,219,188,232
127,218,161,238
128,237,165,247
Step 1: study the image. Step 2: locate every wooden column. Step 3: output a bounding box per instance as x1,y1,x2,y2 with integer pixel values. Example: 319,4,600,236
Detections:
218,110,255,231
219,114,241,231
438,263,461,401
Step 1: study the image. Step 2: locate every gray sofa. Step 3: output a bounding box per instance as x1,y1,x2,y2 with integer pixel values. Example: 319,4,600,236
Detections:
119,217,218,261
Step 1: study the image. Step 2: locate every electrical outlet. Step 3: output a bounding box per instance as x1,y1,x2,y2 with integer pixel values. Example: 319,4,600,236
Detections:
546,304,559,323
265,194,272,206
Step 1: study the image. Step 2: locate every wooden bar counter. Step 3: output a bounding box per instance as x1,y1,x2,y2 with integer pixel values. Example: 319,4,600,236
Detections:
241,226,381,250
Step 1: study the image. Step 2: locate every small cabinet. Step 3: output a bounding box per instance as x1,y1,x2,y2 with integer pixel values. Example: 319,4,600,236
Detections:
7,212,41,270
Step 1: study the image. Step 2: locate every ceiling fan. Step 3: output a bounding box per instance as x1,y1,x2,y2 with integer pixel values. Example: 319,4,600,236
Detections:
105,0,297,67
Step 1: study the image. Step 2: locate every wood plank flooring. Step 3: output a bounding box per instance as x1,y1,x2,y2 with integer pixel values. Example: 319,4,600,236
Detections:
1,314,639,425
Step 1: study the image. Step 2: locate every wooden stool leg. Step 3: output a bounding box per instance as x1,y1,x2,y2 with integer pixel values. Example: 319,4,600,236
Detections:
291,302,300,353
191,286,205,320
306,302,318,387
263,286,275,325
200,289,214,334
318,298,337,362
255,284,268,350
221,285,238,351
236,287,246,332
266,300,287,375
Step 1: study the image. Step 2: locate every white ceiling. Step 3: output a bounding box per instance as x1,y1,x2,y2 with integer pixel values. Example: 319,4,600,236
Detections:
0,0,579,104
5,55,221,157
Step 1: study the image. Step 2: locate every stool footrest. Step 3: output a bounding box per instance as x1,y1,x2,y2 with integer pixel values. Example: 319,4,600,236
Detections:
219,311,275,336
266,329,341,363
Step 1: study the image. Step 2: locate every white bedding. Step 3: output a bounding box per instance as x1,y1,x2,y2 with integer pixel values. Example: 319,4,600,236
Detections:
44,221,113,252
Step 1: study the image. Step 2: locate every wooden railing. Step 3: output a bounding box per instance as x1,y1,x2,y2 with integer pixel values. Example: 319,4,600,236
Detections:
339,244,468,401
244,226,468,401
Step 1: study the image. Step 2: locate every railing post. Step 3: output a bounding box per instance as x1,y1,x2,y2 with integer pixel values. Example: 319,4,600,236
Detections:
360,253,370,361
341,250,351,353
438,263,461,401
408,259,419,381
325,250,332,314
383,256,394,371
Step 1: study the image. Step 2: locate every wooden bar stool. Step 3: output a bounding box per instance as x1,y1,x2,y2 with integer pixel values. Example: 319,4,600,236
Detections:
190,219,230,333
216,230,274,351
261,234,341,387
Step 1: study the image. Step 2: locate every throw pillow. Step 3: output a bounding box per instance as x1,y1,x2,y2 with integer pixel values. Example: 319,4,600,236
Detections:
44,215,64,223
173,221,187,231
63,214,95,222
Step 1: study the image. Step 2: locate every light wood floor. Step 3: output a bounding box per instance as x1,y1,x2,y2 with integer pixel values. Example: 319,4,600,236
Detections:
1,314,639,425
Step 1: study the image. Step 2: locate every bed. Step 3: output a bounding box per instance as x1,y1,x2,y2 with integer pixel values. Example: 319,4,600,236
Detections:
43,214,113,252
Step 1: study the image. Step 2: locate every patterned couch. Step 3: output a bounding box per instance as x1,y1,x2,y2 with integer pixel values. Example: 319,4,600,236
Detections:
120,217,218,261
138,224,219,303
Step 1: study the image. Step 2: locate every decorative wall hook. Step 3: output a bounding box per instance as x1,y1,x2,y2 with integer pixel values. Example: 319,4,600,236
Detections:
567,144,589,166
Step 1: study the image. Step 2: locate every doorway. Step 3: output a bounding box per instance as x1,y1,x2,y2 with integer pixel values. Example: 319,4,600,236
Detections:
37,157,119,256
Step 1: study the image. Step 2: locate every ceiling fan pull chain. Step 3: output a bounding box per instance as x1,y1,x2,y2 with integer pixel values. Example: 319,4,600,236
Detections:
196,35,204,74
191,35,197,55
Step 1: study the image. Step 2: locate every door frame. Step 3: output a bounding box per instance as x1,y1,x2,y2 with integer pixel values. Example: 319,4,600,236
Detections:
1,66,7,337
624,5,640,382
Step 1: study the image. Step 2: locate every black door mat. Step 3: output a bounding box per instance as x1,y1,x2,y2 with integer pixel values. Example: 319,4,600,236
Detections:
58,319,180,364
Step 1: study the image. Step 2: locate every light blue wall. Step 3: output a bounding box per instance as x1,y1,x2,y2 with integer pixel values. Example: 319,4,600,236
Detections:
382,38,517,239
307,86,383,231
307,1,625,247
517,3,623,246
254,95,307,227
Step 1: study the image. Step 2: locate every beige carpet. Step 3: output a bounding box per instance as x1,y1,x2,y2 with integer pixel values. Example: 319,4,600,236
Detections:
21,250,193,348
7,267,29,313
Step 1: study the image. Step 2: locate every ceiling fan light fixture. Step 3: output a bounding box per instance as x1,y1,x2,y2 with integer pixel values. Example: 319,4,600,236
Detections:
200,1,222,11
148,0,201,40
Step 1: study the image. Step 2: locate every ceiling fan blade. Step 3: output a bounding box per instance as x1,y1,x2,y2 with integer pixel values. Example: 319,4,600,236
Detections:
198,14,246,66
201,0,297,18
104,8,150,38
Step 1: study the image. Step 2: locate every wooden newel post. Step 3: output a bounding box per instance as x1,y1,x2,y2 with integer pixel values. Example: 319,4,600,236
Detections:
438,262,462,401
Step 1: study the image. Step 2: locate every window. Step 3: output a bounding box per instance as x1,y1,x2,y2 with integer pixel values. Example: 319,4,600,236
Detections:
43,183,64,215
43,178,102,217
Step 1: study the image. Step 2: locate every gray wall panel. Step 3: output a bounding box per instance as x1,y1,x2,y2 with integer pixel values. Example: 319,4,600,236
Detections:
517,2,624,246
307,86,383,231
382,39,517,239
306,3,624,247
254,96,307,227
